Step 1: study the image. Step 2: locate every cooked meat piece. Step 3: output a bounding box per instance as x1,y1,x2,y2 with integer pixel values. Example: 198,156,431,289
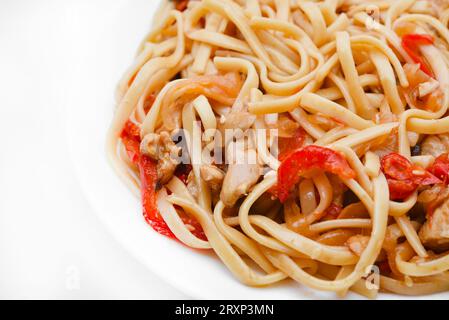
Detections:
186,171,199,200
421,133,449,158
140,133,159,159
418,79,440,98
220,149,262,207
346,235,370,257
376,102,398,124
140,131,181,184
219,111,256,135
419,187,449,252
418,184,449,206
200,164,225,192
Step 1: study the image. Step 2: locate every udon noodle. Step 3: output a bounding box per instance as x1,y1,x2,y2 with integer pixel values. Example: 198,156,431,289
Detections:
107,0,449,298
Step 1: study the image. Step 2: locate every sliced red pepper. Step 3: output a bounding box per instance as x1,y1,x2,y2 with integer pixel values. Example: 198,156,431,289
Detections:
401,34,434,77
174,0,189,11
381,153,414,181
267,128,306,197
139,155,176,239
400,63,444,112
382,153,440,185
277,127,307,162
428,153,449,184
419,171,443,185
143,94,156,114
277,146,356,202
179,215,207,241
385,178,417,201
120,119,206,241
402,63,443,112
381,153,441,200
120,120,141,164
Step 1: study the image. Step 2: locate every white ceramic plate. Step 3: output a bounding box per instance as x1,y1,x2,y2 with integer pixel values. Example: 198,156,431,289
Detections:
65,0,447,300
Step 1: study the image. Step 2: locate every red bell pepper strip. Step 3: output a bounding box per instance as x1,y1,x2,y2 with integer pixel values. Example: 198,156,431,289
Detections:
174,0,189,12
277,146,356,202
402,63,443,112
381,153,441,200
139,155,177,239
401,34,434,77
428,153,449,184
120,120,141,164
120,121,176,239
277,127,307,162
143,94,156,114
120,120,206,241
267,128,307,197
384,179,418,201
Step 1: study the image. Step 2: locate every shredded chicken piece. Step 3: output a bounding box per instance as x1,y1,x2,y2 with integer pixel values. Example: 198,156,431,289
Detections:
419,79,440,98
219,111,256,134
220,148,262,207
346,235,370,257
402,63,443,112
200,164,225,192
140,132,181,184
419,185,449,252
418,184,449,205
368,102,400,157
359,128,398,158
352,100,401,157
421,133,449,158
186,171,199,200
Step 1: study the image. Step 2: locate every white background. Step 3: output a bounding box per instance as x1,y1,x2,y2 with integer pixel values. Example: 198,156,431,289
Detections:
0,0,188,299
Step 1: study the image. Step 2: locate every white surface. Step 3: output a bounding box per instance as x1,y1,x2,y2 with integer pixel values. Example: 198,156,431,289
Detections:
0,0,187,299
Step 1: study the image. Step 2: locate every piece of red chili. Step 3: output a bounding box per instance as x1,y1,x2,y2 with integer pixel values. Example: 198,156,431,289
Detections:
428,153,449,184
277,146,356,202
277,127,307,162
401,34,434,77
381,153,441,200
174,0,189,12
120,120,205,241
